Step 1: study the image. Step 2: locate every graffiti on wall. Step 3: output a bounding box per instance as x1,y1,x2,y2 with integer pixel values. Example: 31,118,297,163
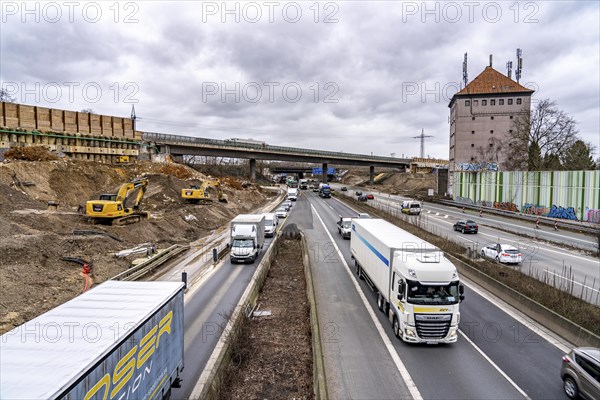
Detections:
522,203,548,216
522,203,579,220
494,202,519,212
456,162,498,172
456,196,474,204
584,208,600,223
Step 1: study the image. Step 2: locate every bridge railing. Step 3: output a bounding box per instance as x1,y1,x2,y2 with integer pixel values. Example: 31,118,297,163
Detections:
143,132,407,164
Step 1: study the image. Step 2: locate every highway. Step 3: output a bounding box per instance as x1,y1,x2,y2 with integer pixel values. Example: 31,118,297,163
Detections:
300,189,572,399
330,184,600,305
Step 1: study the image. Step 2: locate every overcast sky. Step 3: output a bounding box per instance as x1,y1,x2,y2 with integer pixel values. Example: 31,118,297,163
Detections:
1,1,598,159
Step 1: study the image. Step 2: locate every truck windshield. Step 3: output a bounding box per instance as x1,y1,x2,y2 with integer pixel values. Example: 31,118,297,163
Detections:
265,219,274,226
406,280,459,305
232,239,254,248
342,221,351,228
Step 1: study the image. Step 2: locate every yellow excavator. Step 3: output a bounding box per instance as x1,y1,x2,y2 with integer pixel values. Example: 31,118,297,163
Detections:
181,178,228,204
86,178,149,225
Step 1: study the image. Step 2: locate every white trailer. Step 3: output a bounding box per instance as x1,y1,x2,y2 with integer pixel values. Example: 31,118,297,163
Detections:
0,280,185,399
351,218,464,344
230,214,265,263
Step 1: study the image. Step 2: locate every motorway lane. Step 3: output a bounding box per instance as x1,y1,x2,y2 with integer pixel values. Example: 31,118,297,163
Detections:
333,188,600,305
307,190,569,399
172,236,274,398
288,191,415,399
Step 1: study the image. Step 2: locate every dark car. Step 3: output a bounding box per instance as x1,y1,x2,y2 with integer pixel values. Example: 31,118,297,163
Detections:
453,220,478,234
358,195,368,202
341,187,347,191
366,194,374,200
561,347,600,399
355,191,363,196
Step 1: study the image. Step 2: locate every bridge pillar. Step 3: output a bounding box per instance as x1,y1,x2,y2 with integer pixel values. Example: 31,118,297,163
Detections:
322,163,328,183
249,158,256,181
369,166,375,185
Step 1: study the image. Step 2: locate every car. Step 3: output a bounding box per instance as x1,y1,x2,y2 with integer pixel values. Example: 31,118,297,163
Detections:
561,347,600,400
366,194,374,200
355,191,363,196
312,186,319,192
480,243,522,265
275,207,288,218
337,217,352,239
357,213,370,218
358,195,368,202
341,187,347,191
453,220,478,234
282,200,292,210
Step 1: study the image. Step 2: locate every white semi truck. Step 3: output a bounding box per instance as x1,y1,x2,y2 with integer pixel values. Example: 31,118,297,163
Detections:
351,218,464,344
230,214,265,263
0,280,185,400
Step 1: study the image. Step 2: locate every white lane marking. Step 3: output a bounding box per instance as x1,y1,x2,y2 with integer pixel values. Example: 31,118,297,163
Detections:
458,330,531,399
311,204,423,400
462,276,572,353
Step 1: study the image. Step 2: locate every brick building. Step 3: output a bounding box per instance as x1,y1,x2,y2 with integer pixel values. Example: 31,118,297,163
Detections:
447,66,534,195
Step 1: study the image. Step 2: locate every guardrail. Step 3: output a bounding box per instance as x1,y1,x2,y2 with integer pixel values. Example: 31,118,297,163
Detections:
143,132,409,164
111,244,189,281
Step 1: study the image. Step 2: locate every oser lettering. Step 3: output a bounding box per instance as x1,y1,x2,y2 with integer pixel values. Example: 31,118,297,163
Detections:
83,311,173,400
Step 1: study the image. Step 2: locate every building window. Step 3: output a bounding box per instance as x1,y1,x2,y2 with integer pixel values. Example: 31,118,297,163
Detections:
489,143,493,147
473,100,478,106
482,100,487,106
499,99,504,105
490,130,494,134
510,115,513,119
508,99,513,105
472,130,475,134
517,98,522,105
471,157,475,161
509,129,513,133
472,117,475,120
490,100,496,106
465,100,470,106
491,116,494,120
471,143,475,147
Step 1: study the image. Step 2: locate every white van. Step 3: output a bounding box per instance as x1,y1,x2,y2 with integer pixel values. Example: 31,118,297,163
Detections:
263,213,277,237
401,200,421,215
287,188,299,201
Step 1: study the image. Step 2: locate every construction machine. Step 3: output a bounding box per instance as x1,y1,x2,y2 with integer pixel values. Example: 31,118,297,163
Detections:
85,178,149,225
181,178,228,204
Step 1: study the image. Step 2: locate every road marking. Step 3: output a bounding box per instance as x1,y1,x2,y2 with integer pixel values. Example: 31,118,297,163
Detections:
311,204,423,400
458,330,531,399
462,276,573,353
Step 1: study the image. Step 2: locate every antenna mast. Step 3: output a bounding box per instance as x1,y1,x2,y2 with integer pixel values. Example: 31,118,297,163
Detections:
506,61,513,79
516,48,523,83
463,52,468,87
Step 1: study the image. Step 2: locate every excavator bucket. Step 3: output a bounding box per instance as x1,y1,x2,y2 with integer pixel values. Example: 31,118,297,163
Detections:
219,194,228,203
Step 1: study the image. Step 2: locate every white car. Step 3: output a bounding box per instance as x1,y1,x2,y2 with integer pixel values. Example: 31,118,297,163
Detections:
275,208,288,219
283,200,292,209
481,243,522,265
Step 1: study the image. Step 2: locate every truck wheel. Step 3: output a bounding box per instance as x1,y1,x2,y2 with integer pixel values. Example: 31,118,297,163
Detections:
393,316,401,338
355,260,360,276
377,293,384,312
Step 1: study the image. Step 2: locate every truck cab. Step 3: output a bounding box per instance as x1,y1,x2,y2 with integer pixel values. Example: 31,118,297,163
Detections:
287,188,299,201
230,214,265,263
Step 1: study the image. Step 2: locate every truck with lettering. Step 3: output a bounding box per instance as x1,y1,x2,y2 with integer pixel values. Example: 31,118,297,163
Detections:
299,179,308,190
351,218,464,344
0,280,185,400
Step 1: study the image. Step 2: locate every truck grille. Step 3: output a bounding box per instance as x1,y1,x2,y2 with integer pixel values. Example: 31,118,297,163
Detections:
415,314,452,339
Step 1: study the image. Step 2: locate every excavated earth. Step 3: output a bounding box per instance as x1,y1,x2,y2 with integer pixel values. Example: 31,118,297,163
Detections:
0,159,275,334
342,168,436,195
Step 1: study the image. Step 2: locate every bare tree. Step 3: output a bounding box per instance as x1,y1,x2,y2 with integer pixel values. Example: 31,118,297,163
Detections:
0,88,16,103
80,108,95,114
474,137,503,170
508,99,579,171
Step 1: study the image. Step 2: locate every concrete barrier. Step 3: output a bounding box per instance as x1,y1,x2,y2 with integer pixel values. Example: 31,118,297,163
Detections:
301,234,328,400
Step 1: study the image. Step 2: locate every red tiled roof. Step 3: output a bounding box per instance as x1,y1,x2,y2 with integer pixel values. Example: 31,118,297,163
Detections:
455,66,534,96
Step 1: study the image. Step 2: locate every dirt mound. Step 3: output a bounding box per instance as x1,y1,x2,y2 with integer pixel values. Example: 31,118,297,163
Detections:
0,159,275,334
4,146,59,161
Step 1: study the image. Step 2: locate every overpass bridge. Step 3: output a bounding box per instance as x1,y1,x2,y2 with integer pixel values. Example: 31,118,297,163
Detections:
143,132,410,183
